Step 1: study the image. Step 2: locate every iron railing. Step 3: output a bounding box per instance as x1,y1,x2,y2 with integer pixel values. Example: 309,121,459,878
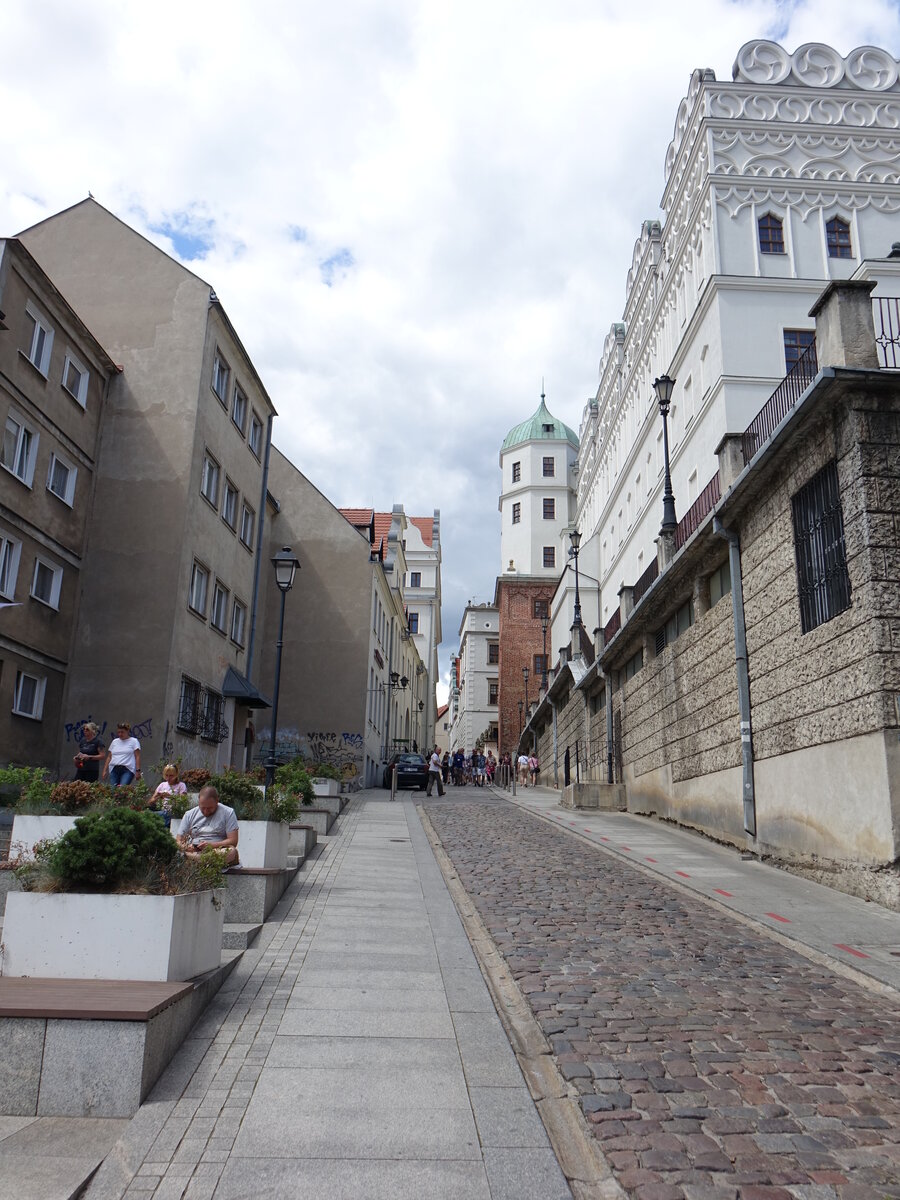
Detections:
675,471,721,550
742,340,818,464
631,557,659,606
602,607,621,645
873,296,900,368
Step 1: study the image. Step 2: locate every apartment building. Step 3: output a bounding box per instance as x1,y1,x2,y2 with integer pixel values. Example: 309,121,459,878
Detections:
0,238,118,767
449,603,499,754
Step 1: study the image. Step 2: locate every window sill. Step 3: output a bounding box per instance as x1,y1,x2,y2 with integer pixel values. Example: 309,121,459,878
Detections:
1,463,33,489
239,540,254,555
211,624,228,638
188,605,208,623
62,383,87,409
200,493,220,515
30,594,59,611
211,385,228,408
47,489,74,509
11,709,43,721
18,350,49,381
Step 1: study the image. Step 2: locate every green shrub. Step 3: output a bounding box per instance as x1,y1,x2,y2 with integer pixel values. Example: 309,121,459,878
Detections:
47,780,96,813
181,767,212,789
274,761,315,807
309,762,341,782
1,766,54,813
45,808,179,892
209,769,266,819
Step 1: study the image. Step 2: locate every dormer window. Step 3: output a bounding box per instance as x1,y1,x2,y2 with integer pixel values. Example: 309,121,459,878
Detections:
758,213,784,255
542,423,553,433
825,217,852,259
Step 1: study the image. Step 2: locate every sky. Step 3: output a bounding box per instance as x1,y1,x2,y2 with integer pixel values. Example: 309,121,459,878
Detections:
2,0,899,704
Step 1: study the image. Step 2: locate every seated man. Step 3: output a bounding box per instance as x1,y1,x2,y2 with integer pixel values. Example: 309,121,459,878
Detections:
177,784,239,866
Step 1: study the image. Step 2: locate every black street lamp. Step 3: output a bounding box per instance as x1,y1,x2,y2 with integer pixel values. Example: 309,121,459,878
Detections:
540,614,549,692
518,699,523,735
654,374,677,534
265,546,300,789
522,664,529,716
569,529,583,630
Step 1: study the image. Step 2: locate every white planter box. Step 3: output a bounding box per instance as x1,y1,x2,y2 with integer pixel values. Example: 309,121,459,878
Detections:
2,890,224,981
312,779,340,798
9,815,77,858
238,820,289,868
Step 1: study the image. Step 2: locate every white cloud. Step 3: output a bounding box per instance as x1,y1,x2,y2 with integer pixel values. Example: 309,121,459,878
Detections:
2,0,899,691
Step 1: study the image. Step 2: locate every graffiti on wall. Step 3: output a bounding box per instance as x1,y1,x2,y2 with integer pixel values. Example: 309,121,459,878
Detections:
255,727,364,779
65,716,153,743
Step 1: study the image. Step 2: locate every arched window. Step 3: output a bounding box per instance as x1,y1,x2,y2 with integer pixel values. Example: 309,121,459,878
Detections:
758,213,785,255
825,217,853,259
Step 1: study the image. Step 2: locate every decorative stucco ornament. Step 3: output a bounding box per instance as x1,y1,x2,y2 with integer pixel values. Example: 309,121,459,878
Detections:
733,40,900,92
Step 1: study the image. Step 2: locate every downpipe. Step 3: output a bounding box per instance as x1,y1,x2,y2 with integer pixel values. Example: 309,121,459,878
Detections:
713,517,757,841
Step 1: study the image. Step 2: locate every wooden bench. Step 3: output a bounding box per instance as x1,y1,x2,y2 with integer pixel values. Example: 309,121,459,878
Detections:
222,864,299,923
0,960,239,1118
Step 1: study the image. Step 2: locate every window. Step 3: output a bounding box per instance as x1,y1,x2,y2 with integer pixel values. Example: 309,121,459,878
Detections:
542,498,555,520
62,352,90,406
784,329,816,372
758,213,785,254
488,680,499,705
231,384,248,434
212,350,230,403
249,411,263,458
31,556,62,608
201,689,225,742
825,216,852,259
47,453,77,506
654,598,694,655
709,559,732,607
240,503,255,550
512,461,521,482
624,648,643,681
488,642,500,664
231,598,247,646
222,479,238,529
792,460,851,634
408,611,419,634
512,502,521,524
13,670,45,720
543,546,555,569
24,304,54,376
534,599,549,619
0,533,22,600
211,581,229,632
189,561,209,615
542,456,555,477
200,453,220,508
533,654,547,678
409,571,421,588
177,676,201,734
2,412,38,486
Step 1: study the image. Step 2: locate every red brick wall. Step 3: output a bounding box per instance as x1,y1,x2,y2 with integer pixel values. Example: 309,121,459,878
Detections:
496,579,555,756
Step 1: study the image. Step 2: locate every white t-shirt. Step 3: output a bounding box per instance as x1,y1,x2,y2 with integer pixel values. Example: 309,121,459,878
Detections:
517,754,529,769
108,737,141,771
180,803,239,846
429,752,441,773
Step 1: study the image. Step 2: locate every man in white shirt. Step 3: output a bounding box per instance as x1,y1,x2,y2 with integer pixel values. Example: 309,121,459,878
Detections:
425,747,445,797
178,785,240,866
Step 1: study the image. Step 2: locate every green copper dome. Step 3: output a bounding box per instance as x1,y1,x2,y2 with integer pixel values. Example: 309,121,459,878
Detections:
501,396,578,452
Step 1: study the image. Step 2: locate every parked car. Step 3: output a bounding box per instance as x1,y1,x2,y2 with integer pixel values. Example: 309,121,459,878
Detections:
382,753,429,790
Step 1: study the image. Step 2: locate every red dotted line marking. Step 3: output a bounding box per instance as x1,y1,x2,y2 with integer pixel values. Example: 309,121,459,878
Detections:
766,912,791,923
645,856,658,863
714,888,734,897
834,943,869,959
675,870,691,878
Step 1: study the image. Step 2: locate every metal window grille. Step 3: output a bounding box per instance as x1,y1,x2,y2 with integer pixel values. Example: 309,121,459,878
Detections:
177,677,201,734
791,460,851,634
200,689,230,743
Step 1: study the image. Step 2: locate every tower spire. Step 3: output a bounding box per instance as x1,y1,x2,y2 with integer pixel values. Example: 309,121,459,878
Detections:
541,377,545,403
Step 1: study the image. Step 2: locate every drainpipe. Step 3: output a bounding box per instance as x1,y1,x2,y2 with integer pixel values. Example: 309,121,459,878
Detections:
713,517,757,840
551,696,558,787
605,673,614,784
246,412,275,680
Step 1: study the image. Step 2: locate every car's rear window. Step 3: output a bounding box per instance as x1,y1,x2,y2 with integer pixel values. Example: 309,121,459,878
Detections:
399,755,426,765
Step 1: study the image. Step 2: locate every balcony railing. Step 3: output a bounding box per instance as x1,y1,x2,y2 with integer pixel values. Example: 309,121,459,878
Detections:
674,471,721,550
742,340,818,465
873,296,900,368
602,607,621,644
632,557,659,606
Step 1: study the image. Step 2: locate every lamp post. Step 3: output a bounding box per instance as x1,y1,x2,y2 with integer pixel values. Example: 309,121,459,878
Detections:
265,546,300,790
654,374,677,533
518,699,523,736
522,664,529,717
569,529,583,630
540,615,549,692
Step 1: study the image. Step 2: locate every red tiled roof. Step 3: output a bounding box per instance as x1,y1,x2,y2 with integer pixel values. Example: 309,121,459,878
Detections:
338,507,374,527
373,512,393,550
409,517,434,547
436,703,449,719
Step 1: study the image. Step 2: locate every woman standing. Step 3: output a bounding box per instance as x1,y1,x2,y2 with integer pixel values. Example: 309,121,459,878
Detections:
102,722,142,787
73,721,105,782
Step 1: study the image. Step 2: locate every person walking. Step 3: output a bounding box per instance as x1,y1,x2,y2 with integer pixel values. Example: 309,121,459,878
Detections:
517,752,529,787
74,721,105,781
425,746,445,797
529,752,540,787
102,722,142,787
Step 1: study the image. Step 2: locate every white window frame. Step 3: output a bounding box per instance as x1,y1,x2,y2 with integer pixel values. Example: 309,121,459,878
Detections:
211,580,229,633
200,452,220,509
62,351,90,407
0,531,23,600
239,502,255,550
212,350,230,405
248,411,263,459
13,669,46,720
2,411,39,487
31,555,63,609
222,479,238,530
231,598,247,646
189,560,210,616
24,302,54,376
46,451,77,506
231,384,248,435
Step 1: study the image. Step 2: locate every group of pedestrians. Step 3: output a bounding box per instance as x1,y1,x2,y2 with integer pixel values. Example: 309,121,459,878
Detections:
517,751,540,787
74,720,143,787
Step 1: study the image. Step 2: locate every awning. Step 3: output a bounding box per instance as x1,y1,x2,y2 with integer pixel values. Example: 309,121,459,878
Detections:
221,666,271,709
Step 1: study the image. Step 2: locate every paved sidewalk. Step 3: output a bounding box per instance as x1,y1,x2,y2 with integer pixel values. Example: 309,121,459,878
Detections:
83,792,571,1200
499,784,900,992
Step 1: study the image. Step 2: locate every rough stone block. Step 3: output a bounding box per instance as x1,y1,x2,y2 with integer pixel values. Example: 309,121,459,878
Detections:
0,1019,44,1116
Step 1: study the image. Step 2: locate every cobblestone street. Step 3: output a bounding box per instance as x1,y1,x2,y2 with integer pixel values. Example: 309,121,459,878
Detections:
423,793,900,1200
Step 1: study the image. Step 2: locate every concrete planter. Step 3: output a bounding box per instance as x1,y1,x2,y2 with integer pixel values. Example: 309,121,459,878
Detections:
9,814,77,858
312,779,340,798
2,889,224,981
237,820,289,868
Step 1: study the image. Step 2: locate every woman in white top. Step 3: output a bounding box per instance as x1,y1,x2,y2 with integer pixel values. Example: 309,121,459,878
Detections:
102,722,142,787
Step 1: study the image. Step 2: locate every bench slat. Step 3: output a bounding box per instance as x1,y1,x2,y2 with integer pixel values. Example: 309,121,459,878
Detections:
0,977,193,1020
